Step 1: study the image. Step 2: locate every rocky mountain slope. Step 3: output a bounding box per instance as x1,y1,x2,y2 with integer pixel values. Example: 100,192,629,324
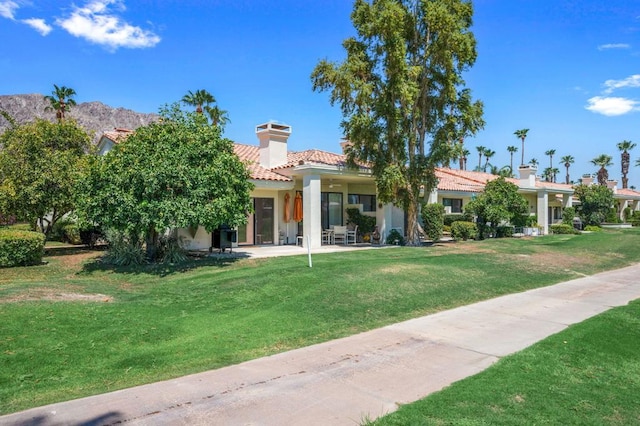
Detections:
0,94,158,143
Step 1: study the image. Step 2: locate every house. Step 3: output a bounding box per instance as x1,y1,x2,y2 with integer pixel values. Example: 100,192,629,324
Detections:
98,122,640,250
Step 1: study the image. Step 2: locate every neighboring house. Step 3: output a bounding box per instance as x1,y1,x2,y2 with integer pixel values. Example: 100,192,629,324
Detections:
98,122,640,250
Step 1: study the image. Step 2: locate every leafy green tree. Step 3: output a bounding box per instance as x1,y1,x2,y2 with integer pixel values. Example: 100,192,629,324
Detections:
507,145,518,173
466,177,527,239
44,84,77,122
514,128,529,166
561,155,574,184
311,0,484,245
181,89,215,114
617,140,635,189
0,118,91,235
591,154,613,186
421,203,445,242
573,183,614,226
75,104,254,260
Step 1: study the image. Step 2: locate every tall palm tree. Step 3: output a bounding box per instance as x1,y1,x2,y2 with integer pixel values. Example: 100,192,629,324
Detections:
545,149,556,169
542,167,553,182
44,84,77,122
507,145,518,173
617,140,636,189
182,89,215,114
560,155,574,184
483,148,495,172
591,154,614,185
476,145,486,170
461,148,469,171
529,158,538,167
514,128,529,166
204,105,230,130
550,167,560,183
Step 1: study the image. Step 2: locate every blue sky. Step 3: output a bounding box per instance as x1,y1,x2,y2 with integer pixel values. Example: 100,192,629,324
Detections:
1,0,639,185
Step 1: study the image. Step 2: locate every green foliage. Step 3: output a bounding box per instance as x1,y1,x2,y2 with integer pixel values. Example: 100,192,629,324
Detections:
495,226,514,238
605,208,622,223
561,206,576,225
0,118,92,236
75,104,254,261
573,184,615,226
631,211,640,227
450,221,477,241
103,229,147,266
466,177,528,239
158,234,188,264
345,208,377,237
422,203,445,242
623,206,633,222
385,229,405,246
311,0,484,244
550,224,577,234
584,225,603,232
443,212,474,226
50,217,81,244
0,229,45,267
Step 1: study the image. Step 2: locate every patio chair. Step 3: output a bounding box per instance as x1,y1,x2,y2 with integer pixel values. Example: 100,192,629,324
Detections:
333,225,347,245
346,225,358,244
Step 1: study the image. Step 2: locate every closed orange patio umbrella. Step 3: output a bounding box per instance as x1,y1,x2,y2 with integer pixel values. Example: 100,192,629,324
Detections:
284,193,291,223
293,192,303,222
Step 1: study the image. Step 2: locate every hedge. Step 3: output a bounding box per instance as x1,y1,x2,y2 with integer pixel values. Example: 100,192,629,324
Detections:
550,223,577,234
451,221,477,241
0,229,46,267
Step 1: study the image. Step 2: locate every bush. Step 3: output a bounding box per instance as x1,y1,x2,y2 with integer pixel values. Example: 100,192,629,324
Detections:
605,208,621,224
443,212,473,226
104,230,147,266
50,218,82,244
385,228,405,245
495,226,514,238
0,229,46,267
158,234,188,264
550,224,577,234
584,225,602,232
513,214,538,228
79,226,104,248
451,221,477,241
346,208,377,240
422,203,445,241
623,207,633,222
562,207,576,225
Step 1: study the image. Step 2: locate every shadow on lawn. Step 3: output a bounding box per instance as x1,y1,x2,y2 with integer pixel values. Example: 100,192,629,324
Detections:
79,250,246,277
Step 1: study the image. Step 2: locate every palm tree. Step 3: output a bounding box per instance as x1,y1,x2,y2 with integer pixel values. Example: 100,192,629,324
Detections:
617,140,636,189
545,149,556,169
514,128,529,166
529,158,539,167
591,154,614,185
542,167,553,182
44,84,77,122
182,89,215,114
475,145,486,170
550,167,560,183
461,148,470,171
204,105,230,130
483,148,495,172
560,155,574,184
507,145,518,173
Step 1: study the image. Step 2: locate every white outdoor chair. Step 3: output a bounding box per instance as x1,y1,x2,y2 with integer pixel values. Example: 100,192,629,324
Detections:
333,226,347,245
346,225,358,244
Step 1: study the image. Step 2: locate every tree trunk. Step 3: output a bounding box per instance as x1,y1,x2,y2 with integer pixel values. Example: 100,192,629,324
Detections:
405,196,421,246
145,226,159,261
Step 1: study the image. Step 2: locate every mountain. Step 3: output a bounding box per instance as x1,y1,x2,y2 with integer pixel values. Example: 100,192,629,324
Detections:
0,94,158,143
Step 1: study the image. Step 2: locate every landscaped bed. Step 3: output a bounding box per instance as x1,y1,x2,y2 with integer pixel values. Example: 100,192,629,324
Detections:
1,228,640,415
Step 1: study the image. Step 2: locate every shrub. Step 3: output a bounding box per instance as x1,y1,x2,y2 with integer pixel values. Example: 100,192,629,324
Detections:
0,229,46,267
550,224,576,234
50,218,82,244
584,225,602,232
422,203,445,242
450,221,477,241
79,226,104,248
443,212,473,226
562,207,576,225
346,208,377,239
385,228,405,245
513,214,538,228
623,207,633,223
605,208,621,224
103,230,147,266
495,226,514,238
158,234,188,264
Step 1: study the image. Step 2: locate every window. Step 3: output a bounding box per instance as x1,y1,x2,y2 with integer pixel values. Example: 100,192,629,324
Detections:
348,194,377,212
442,198,463,213
321,192,343,229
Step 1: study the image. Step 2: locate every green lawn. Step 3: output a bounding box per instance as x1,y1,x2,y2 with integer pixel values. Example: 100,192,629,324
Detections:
1,229,639,414
368,299,640,425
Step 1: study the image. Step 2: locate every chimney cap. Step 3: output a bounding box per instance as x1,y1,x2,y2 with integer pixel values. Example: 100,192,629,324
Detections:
256,121,292,134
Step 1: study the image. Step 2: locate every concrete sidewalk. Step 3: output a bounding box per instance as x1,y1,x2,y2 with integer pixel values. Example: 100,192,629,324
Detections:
4,264,640,426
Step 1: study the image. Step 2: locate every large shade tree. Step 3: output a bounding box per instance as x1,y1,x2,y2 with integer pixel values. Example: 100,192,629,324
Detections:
573,183,614,226
75,104,254,260
617,140,636,189
311,0,484,245
0,118,91,235
44,84,77,122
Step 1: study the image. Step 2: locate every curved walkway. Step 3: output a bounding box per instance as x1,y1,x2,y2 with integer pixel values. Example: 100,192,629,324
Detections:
4,263,640,426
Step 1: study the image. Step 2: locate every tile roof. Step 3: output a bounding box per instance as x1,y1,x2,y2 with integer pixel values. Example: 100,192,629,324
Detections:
102,128,134,143
233,144,291,182
278,149,349,169
616,188,640,198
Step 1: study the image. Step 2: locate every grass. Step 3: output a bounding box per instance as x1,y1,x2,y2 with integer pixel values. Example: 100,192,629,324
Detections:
367,300,640,425
1,229,639,414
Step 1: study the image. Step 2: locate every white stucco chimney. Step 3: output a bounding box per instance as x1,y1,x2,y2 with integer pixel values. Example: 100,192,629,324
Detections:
606,180,618,193
256,122,292,169
518,164,537,188
581,174,594,186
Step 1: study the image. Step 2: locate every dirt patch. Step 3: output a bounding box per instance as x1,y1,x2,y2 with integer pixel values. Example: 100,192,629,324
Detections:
57,250,103,269
1,287,113,304
515,252,594,272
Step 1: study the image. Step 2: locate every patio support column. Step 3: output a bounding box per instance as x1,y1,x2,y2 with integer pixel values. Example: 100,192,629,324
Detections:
562,194,573,208
302,174,322,249
537,190,549,235
377,203,394,243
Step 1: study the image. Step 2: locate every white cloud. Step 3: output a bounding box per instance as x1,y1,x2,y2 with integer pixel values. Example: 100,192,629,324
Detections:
585,96,640,116
56,0,160,50
597,43,631,51
22,18,52,36
603,74,640,94
0,1,19,20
